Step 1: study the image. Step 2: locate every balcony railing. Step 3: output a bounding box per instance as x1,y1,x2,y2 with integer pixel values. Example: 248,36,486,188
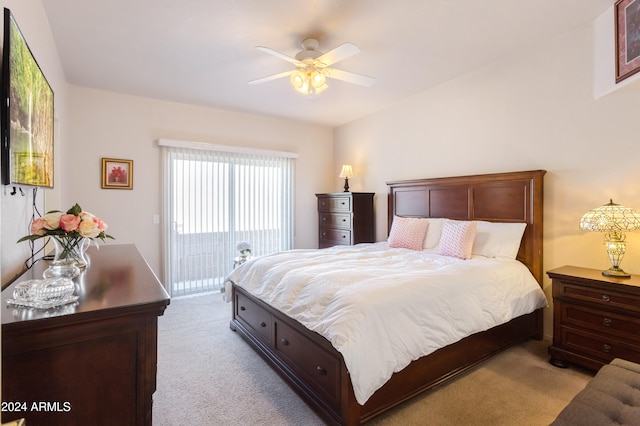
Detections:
170,229,281,297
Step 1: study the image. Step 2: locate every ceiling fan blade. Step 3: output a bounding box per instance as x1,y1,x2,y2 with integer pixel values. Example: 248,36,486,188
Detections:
316,42,360,66
248,70,294,85
256,46,301,65
326,68,375,87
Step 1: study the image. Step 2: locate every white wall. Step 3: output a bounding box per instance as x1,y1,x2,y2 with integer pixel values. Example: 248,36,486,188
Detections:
0,0,67,285
64,86,333,282
334,19,640,338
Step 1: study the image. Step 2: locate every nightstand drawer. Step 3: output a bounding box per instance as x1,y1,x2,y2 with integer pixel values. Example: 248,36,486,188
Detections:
319,212,351,229
560,303,640,343
559,326,640,364
318,196,351,213
553,281,640,315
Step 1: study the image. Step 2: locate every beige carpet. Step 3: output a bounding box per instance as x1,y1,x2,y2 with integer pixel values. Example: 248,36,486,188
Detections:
152,293,593,425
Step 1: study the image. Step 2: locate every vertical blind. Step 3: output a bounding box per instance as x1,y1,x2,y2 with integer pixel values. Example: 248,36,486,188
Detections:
159,139,296,297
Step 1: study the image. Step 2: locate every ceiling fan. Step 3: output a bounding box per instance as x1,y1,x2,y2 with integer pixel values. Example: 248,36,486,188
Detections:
249,38,375,95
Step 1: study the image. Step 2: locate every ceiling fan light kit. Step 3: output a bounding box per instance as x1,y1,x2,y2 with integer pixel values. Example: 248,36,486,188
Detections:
290,67,328,95
249,38,375,96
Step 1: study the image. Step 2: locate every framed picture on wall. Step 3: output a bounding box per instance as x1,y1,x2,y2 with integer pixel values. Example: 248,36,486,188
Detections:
615,0,640,83
102,158,133,189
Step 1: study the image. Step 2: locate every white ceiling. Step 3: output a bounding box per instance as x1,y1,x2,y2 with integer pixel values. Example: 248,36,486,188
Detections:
42,0,613,127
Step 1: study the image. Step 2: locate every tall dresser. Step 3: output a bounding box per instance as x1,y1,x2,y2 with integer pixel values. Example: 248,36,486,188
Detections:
548,265,640,371
316,192,375,248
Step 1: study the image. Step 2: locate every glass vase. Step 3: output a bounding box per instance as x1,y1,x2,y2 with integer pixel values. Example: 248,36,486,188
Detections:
43,236,90,279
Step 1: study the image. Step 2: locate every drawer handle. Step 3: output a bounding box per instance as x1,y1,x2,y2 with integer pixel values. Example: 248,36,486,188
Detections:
603,318,612,327
340,202,346,205
280,338,289,346
316,366,327,376
260,321,267,328
602,295,611,302
603,344,612,353
240,306,246,311
342,218,347,222
322,217,327,221
342,235,346,238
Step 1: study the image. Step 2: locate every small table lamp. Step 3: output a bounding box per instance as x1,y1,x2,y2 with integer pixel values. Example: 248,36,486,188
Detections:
579,199,640,277
339,164,353,192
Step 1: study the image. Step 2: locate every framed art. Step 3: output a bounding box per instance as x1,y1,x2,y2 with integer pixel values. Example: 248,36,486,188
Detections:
615,0,640,83
102,158,133,189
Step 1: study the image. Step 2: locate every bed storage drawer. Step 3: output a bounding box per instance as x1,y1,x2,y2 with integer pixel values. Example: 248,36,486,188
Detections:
235,292,272,344
232,285,344,421
274,320,341,404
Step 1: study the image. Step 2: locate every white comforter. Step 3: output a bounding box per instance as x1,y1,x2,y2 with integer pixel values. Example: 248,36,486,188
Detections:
226,242,547,405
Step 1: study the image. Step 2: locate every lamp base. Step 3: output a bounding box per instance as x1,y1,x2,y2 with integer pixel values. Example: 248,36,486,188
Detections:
343,177,350,192
602,267,631,278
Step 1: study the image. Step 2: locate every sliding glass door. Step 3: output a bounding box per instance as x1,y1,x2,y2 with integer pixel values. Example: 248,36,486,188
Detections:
161,143,295,297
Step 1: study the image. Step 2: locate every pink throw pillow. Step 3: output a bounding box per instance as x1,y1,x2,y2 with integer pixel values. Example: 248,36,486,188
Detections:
388,217,428,250
438,220,477,259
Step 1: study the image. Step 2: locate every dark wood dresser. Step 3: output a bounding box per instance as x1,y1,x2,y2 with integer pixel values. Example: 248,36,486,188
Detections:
316,192,375,248
1,244,170,426
548,265,640,371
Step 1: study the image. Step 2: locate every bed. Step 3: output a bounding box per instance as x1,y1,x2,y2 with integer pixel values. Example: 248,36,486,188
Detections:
227,169,546,425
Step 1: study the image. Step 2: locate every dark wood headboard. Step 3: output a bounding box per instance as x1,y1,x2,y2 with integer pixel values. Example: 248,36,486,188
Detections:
386,170,546,285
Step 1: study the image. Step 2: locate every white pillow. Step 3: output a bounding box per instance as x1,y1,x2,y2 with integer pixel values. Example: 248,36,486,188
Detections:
471,221,527,259
422,218,446,249
438,220,477,260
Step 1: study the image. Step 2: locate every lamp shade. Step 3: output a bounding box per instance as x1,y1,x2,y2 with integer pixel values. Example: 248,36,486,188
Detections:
579,199,640,232
580,199,640,277
339,164,354,178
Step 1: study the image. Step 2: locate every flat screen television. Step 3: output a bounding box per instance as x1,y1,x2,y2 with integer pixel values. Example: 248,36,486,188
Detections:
1,7,54,187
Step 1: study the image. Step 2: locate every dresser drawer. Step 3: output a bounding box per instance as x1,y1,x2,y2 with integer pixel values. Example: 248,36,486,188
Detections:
553,281,640,315
319,228,351,246
559,326,640,364
559,303,640,343
318,196,351,213
235,293,272,344
319,212,351,229
274,320,340,403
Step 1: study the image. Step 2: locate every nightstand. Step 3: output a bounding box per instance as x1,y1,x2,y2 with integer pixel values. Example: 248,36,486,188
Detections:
548,265,640,371
316,192,374,248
